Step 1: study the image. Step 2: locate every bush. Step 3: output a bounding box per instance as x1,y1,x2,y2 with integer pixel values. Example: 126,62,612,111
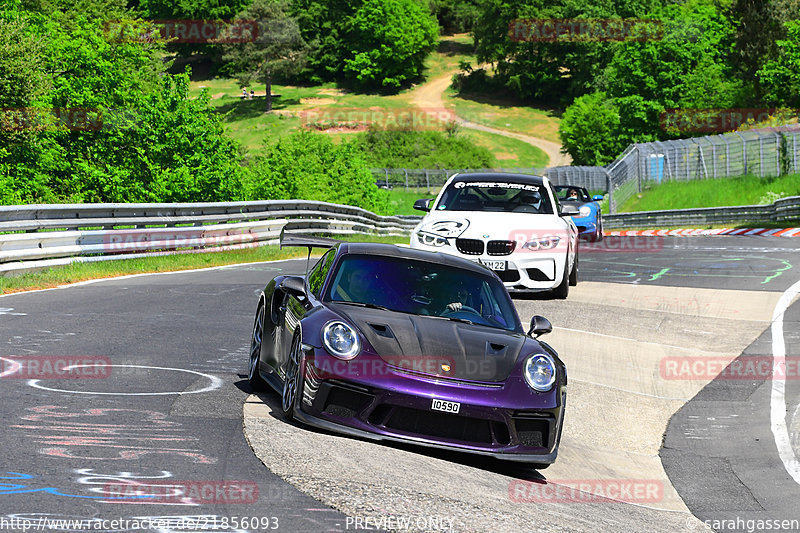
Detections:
242,131,389,214
350,127,495,169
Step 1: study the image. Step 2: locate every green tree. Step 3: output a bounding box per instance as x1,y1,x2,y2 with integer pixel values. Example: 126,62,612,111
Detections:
343,0,439,90
558,91,626,166
758,20,800,107
1,5,246,205
469,0,663,103
430,0,482,33
222,0,308,112
726,0,800,100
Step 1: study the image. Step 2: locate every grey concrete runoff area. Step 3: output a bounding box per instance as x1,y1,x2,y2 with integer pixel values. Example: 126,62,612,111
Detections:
0,235,799,532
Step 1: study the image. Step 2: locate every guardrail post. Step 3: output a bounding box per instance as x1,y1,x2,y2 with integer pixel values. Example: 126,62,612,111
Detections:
404,169,408,191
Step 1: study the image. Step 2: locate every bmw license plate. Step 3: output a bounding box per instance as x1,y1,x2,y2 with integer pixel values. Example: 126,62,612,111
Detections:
431,399,460,414
478,259,507,271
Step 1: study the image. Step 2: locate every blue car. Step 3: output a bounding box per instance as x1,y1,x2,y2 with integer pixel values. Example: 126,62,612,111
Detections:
554,186,604,242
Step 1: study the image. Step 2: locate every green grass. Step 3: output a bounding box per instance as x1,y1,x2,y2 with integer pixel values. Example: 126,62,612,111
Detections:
618,174,800,213
444,88,562,144
0,234,407,295
386,187,440,216
186,34,555,168
460,129,548,168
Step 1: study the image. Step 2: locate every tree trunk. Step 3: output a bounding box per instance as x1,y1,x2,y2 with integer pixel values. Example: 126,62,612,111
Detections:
265,75,272,113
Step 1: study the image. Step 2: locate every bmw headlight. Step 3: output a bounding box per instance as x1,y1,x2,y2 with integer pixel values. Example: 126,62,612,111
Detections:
522,236,561,251
579,206,592,218
523,354,556,391
416,232,448,247
322,321,361,360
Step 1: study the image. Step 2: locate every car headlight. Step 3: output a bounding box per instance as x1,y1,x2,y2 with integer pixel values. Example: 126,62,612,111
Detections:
523,354,556,391
579,206,592,218
322,321,361,360
521,236,561,250
416,232,448,247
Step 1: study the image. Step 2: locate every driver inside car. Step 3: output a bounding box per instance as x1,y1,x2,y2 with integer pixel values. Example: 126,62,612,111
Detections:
444,282,475,313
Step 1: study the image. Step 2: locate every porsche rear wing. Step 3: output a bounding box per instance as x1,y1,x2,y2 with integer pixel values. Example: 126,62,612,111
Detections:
279,228,340,250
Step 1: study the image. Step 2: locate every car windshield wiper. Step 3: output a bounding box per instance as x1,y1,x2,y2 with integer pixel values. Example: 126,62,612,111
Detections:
333,301,392,312
440,316,476,326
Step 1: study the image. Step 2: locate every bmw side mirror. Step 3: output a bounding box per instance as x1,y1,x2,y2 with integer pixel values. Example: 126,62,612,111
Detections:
413,199,432,212
560,204,579,216
592,195,604,201
278,276,306,297
528,315,552,338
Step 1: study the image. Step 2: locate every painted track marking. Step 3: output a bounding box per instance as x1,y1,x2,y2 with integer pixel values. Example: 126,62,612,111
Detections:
27,365,223,396
771,279,800,484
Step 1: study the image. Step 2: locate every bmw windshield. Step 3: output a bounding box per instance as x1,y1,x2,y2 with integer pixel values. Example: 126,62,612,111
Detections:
434,180,554,214
324,255,521,332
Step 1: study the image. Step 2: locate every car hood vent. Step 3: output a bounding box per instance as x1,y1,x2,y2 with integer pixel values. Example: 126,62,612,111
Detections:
331,305,526,382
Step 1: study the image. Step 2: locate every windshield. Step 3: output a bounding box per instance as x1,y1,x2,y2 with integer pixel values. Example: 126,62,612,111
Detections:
554,186,590,202
324,255,521,332
435,180,553,214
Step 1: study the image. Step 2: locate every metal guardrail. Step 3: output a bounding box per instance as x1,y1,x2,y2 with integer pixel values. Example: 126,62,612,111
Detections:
604,195,800,229
0,200,420,276
3,194,799,276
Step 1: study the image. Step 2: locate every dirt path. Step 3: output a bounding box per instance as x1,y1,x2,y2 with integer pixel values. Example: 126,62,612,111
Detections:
410,73,572,168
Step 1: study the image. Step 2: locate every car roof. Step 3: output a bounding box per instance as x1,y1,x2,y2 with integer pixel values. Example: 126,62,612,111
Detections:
339,242,493,276
449,172,547,186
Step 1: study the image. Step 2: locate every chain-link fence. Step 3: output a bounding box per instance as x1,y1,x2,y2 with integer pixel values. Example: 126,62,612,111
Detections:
372,125,800,214
549,125,800,213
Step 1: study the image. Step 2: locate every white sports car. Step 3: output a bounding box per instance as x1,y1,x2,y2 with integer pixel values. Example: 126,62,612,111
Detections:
410,173,579,298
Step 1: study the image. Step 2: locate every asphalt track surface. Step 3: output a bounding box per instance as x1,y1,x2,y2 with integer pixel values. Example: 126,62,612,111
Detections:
1,235,799,532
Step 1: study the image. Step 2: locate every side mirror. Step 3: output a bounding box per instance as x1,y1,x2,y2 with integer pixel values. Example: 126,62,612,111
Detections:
413,199,432,212
592,195,604,201
560,204,579,217
528,315,552,338
278,276,306,297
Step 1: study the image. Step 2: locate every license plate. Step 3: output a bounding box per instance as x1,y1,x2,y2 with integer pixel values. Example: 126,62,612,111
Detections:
478,259,507,271
431,399,460,414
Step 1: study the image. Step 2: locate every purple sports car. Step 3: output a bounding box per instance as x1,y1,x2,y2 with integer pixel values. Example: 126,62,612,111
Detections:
248,232,567,468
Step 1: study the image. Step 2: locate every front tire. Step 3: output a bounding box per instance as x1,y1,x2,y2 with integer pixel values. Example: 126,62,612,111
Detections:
551,258,569,299
281,333,303,420
568,251,578,287
248,300,268,390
